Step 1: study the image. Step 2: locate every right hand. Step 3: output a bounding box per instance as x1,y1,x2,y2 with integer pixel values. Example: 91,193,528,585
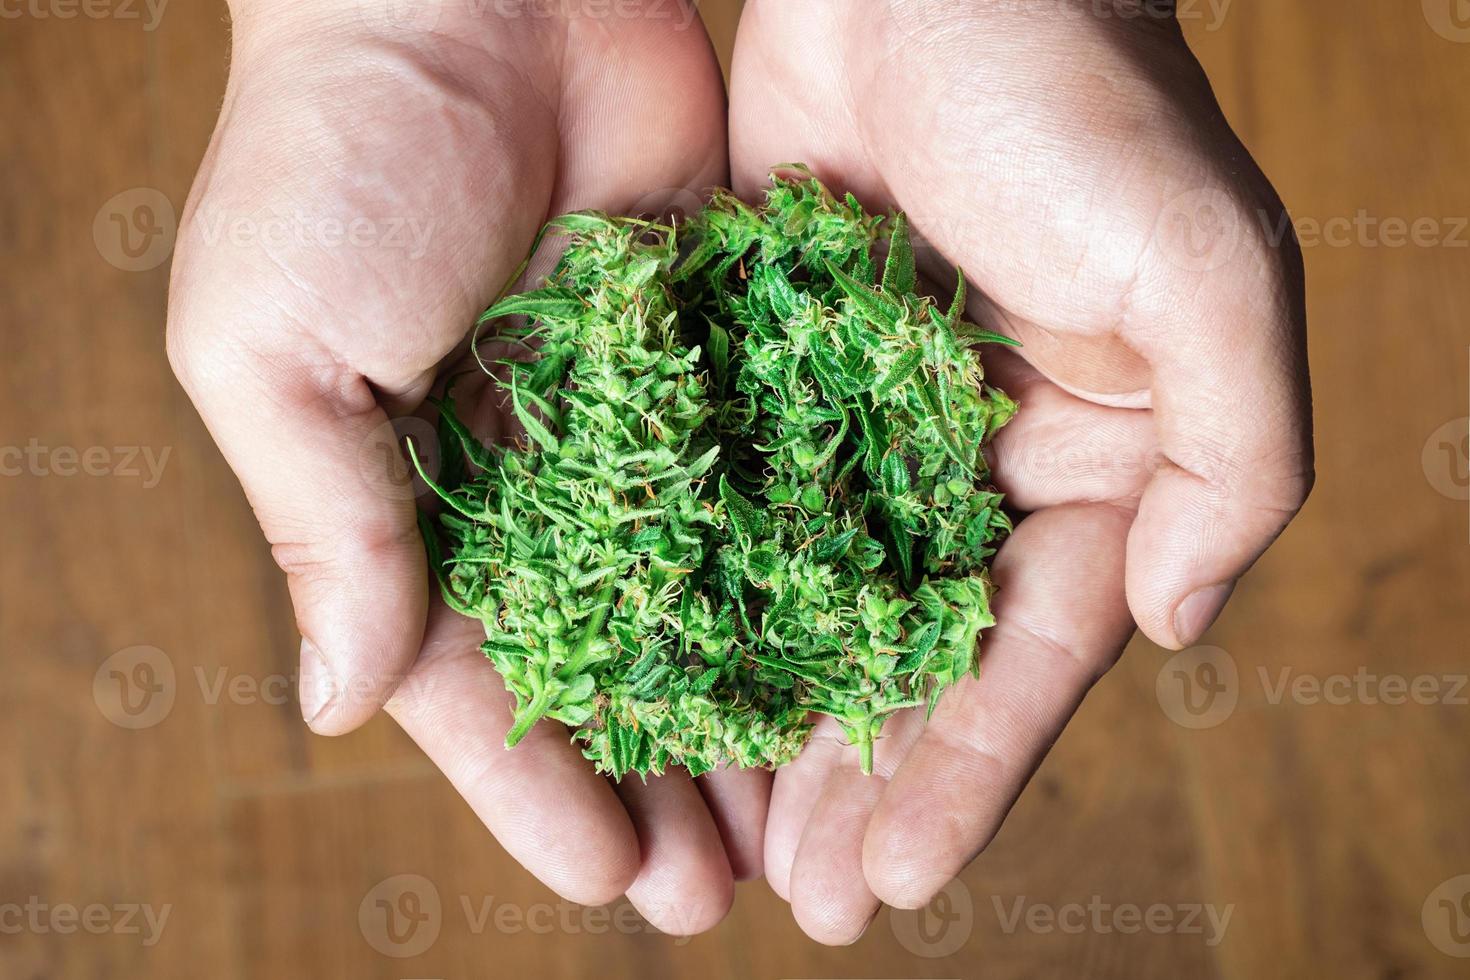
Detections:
728,0,1312,943
167,0,753,933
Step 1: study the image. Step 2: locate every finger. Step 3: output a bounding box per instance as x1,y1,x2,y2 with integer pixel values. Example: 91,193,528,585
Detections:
553,0,730,213
984,347,1158,511
171,333,431,738
785,709,926,944
696,766,773,881
728,2,889,204
956,68,1314,649
896,154,1311,651
788,767,885,945
764,718,846,901
862,503,1136,908
1122,216,1313,647
385,603,640,906
616,771,735,936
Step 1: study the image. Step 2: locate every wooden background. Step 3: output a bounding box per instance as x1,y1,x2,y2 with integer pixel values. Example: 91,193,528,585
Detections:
3,0,1469,976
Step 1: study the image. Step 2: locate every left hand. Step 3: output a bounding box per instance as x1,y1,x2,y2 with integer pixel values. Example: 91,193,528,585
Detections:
728,0,1313,943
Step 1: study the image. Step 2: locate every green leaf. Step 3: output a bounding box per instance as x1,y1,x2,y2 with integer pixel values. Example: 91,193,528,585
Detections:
672,234,723,283
685,444,721,480
629,664,673,700
955,322,1024,347
872,347,923,401
606,717,631,779
895,621,941,672
719,474,765,544
430,394,495,472
811,526,860,564
691,668,720,695
707,319,730,387
763,263,802,321
517,383,564,431
947,267,968,326
853,397,888,477
883,212,917,295
881,450,911,498
509,375,560,454
432,406,467,494
417,511,476,617
754,655,837,688
888,517,915,587
826,260,903,326
550,211,616,234
406,437,483,520
478,286,584,325
810,342,867,400
623,647,661,686
526,349,571,395
916,382,975,477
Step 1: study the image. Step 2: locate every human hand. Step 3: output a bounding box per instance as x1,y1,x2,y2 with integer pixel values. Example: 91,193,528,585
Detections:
729,0,1313,943
166,0,757,932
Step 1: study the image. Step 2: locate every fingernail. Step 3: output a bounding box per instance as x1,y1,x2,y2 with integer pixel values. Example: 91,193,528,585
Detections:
298,637,335,728
1173,582,1235,647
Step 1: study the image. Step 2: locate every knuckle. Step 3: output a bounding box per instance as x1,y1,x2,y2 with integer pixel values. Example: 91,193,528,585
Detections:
1255,453,1315,521
268,517,420,584
163,305,218,395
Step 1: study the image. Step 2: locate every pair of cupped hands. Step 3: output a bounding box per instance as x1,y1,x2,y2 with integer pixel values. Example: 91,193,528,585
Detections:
167,0,1312,944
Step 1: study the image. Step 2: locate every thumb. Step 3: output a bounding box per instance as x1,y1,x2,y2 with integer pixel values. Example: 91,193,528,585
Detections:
167,310,430,734
161,25,556,734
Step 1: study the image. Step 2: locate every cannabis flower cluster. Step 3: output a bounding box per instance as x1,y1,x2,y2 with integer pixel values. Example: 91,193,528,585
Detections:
414,170,1018,778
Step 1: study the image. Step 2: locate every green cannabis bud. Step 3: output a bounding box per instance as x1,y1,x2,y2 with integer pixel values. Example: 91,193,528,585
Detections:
413,168,1018,779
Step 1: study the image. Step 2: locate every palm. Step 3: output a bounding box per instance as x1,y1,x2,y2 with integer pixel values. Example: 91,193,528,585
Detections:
728,0,1308,942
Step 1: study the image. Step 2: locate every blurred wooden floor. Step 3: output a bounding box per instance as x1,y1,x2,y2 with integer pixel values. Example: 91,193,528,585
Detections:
3,1,1469,977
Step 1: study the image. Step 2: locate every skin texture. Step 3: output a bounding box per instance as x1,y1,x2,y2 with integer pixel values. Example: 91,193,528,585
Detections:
167,0,1312,945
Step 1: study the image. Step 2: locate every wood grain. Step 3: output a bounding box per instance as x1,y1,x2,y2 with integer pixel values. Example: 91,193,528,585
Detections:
2,1,1468,977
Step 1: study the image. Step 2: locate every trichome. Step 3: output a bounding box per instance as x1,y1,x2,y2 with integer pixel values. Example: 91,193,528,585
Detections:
413,167,1018,778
